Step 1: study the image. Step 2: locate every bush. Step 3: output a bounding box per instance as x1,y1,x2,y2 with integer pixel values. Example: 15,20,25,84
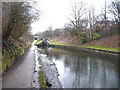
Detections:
80,32,87,43
93,33,100,40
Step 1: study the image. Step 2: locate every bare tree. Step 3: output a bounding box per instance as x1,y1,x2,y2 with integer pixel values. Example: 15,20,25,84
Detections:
99,0,108,35
68,1,86,28
108,0,120,33
97,0,110,36
104,0,107,28
2,1,40,40
108,0,120,22
88,6,96,39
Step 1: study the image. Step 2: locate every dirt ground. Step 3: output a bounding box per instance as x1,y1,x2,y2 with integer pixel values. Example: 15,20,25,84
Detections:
83,35,119,48
52,34,119,48
52,33,80,45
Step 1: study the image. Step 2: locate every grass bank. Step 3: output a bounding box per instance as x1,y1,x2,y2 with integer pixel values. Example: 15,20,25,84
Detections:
50,40,120,53
34,40,41,45
33,39,119,55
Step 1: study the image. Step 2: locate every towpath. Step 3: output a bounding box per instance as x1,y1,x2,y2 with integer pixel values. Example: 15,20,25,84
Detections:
2,45,35,88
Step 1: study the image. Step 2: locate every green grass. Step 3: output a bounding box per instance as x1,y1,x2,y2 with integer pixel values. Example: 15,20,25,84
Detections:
39,70,48,88
38,59,47,88
78,45,119,52
39,63,48,88
50,40,72,46
50,40,56,44
34,40,41,45
50,39,120,52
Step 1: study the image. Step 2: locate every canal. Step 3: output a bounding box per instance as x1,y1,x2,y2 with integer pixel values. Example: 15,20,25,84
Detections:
37,46,119,88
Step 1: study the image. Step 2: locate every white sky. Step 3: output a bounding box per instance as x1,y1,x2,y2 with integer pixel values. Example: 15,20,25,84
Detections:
31,0,110,34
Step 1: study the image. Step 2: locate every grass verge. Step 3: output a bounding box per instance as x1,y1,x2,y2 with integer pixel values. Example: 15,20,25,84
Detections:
34,40,41,45
50,40,120,52
78,45,119,52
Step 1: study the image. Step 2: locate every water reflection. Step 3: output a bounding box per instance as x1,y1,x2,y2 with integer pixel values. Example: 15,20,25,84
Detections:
38,46,118,88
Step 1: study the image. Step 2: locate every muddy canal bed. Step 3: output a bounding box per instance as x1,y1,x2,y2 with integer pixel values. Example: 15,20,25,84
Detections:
37,46,119,88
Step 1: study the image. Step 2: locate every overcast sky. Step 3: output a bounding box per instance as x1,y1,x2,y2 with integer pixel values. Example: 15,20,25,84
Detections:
31,0,110,34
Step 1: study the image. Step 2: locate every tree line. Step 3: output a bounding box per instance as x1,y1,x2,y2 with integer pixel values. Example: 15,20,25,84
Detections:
37,0,119,43
2,1,39,41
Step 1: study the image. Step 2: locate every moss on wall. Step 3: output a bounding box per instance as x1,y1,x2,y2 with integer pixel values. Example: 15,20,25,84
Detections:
0,40,30,74
39,70,48,89
39,60,48,88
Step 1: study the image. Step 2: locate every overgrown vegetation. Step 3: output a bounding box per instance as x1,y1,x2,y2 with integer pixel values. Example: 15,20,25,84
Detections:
1,1,40,73
1,40,30,74
80,32,87,43
93,33,100,40
39,70,48,88
39,60,48,89
2,2,39,41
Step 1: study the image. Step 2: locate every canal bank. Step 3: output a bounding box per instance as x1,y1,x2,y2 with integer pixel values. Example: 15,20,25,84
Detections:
34,39,120,57
36,47,63,88
49,44,120,58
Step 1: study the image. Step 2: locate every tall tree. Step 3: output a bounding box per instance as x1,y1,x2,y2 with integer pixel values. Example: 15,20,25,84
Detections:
2,1,39,40
108,0,120,34
88,6,96,39
68,1,86,28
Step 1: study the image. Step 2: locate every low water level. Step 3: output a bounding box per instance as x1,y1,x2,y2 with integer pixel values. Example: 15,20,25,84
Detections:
38,46,119,88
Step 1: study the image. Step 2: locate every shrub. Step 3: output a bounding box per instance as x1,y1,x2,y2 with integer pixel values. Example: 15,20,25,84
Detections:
80,32,87,43
93,33,100,40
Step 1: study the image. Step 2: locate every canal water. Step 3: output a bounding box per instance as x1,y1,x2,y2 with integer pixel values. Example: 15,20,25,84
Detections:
37,46,119,88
